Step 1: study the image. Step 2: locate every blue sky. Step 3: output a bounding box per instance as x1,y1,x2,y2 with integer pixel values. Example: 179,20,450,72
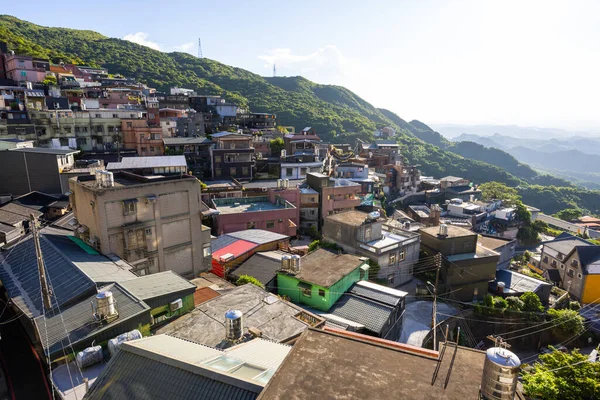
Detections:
8,0,600,130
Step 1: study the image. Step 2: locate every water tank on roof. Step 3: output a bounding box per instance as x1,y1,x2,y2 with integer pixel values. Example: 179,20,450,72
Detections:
480,347,521,400
291,255,301,272
108,329,142,358
95,291,116,320
225,309,243,341
497,282,506,293
438,223,448,237
76,346,103,370
282,255,292,271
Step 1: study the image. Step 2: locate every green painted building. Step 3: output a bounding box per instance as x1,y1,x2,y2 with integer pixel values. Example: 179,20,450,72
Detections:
119,271,197,327
277,249,369,311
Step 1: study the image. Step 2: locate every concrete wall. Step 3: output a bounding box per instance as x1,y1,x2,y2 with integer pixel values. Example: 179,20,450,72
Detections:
0,151,64,195
215,207,298,236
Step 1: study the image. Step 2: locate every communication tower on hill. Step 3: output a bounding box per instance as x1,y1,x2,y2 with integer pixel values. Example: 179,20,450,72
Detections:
198,38,203,59
273,64,276,77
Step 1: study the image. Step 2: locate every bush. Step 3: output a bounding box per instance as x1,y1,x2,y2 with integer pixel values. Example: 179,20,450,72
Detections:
520,292,544,312
493,297,508,309
569,301,581,311
506,296,524,311
235,275,264,289
308,240,320,253
547,308,584,339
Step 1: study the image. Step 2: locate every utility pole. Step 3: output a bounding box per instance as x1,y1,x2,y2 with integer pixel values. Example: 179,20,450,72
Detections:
430,252,442,351
31,214,52,311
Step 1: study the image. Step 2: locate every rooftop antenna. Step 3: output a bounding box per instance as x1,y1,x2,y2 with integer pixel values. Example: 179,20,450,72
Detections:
198,38,203,59
273,63,276,77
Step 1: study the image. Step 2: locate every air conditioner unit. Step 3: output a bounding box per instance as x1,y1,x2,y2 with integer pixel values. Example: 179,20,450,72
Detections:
170,299,183,312
262,187,268,192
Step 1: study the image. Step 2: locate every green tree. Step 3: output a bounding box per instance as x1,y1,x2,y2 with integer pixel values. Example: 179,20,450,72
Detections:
547,308,584,339
235,275,264,289
479,182,520,206
520,292,544,312
493,296,508,309
308,240,320,253
505,296,524,311
555,208,583,222
532,219,549,233
41,74,57,85
269,137,285,156
522,348,600,400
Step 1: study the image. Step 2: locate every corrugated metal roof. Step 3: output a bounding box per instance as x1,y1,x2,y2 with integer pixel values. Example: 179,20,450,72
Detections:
84,343,259,400
119,271,196,301
225,339,291,371
226,230,288,245
0,234,97,318
350,281,407,307
163,137,212,145
230,253,282,285
212,239,257,259
8,147,79,155
211,235,239,253
34,283,149,358
107,155,187,170
328,294,394,335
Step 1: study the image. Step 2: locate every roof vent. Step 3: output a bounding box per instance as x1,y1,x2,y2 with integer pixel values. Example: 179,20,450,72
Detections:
225,310,243,341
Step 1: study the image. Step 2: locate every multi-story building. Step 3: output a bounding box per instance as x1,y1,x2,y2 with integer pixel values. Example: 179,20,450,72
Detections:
211,187,299,236
209,132,255,180
121,119,164,156
175,112,205,137
107,155,187,175
359,140,400,167
306,172,362,228
439,176,482,201
238,112,276,132
70,171,209,278
419,225,499,301
323,210,421,286
407,204,441,227
3,53,48,83
298,186,320,232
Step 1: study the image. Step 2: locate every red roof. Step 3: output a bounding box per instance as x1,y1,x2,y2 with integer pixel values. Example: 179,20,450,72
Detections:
212,239,257,260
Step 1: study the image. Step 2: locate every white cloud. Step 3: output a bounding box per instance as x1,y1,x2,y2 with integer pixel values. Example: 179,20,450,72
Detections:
174,42,195,52
258,45,354,79
123,32,161,51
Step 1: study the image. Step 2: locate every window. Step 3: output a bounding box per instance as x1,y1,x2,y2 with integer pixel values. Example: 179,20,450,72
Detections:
95,114,101,118
150,147,155,152
398,250,405,262
112,114,118,118
230,142,236,149
96,126,103,133
318,289,325,297
145,228,152,235
82,126,88,133
230,167,236,176
141,147,147,152
247,222,256,229
123,201,136,215
567,269,574,277
463,242,472,250
266,220,275,229
551,260,557,267
389,253,397,266
572,260,579,267
560,264,564,269
203,246,212,257
543,256,549,263
127,122,133,128
77,138,87,146
215,168,222,177
300,167,307,176
577,273,582,279
214,156,222,163
301,285,312,297
286,168,294,177
242,167,249,176
75,126,80,133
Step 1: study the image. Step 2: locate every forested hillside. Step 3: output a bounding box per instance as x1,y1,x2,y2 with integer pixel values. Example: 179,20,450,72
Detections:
2,15,599,214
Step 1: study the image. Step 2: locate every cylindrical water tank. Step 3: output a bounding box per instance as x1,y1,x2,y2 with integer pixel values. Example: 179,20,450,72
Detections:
282,255,291,271
76,346,103,370
225,309,243,341
96,291,115,318
95,170,103,186
277,179,282,189
291,255,301,272
108,329,142,358
497,282,506,294
480,347,521,400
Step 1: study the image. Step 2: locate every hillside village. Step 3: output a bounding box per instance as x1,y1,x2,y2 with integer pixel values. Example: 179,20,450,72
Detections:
0,37,599,400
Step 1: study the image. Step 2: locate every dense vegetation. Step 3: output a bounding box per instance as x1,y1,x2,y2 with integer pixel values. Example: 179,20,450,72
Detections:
3,15,600,213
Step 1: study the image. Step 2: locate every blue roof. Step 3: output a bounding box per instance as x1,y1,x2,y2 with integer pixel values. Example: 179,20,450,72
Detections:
495,269,551,294
0,235,97,318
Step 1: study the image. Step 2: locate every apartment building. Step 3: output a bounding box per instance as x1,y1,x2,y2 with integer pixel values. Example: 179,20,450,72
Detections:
121,119,164,156
306,172,362,228
298,186,320,232
70,171,210,278
209,132,255,180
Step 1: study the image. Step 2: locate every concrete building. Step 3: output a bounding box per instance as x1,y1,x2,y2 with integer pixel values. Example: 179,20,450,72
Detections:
276,249,369,312
70,171,209,278
478,234,516,270
211,187,299,237
306,172,362,228
359,140,400,167
0,147,79,196
209,132,255,180
121,119,164,156
322,210,421,286
3,53,48,83
407,204,441,227
106,155,187,176
419,225,499,301
298,186,320,232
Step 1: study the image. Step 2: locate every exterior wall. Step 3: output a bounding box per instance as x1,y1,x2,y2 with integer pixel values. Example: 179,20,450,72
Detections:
215,207,298,237
210,147,254,180
581,274,600,304
558,251,586,300
281,163,322,179
149,293,195,327
320,185,361,226
0,151,68,195
441,257,498,301
420,232,478,256
70,176,205,278
122,119,164,156
276,264,366,312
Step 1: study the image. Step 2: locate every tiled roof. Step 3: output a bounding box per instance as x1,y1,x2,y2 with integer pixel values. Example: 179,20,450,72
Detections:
0,234,96,318
162,137,212,145
34,283,149,358
328,294,394,335
119,271,196,301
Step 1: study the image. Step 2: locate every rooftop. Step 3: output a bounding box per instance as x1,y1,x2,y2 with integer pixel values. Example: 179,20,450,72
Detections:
230,251,289,285
325,210,382,226
107,155,187,170
446,245,500,262
571,246,600,274
243,180,303,189
441,176,465,182
327,294,396,336
543,234,593,256
162,137,212,145
350,280,408,307
283,249,365,288
7,147,79,155
419,225,477,239
76,171,197,189
213,196,292,215
191,272,236,291
34,283,149,358
258,328,491,400
409,205,431,218
478,235,514,251
494,269,551,294
157,284,322,346
118,271,196,301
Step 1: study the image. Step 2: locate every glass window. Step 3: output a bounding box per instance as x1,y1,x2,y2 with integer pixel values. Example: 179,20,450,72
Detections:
301,286,312,297
398,250,405,262
389,253,397,266
215,168,222,177
203,246,212,257
364,226,372,241
242,167,249,175
215,155,222,163
300,167,307,176
286,168,294,177
266,220,275,229
247,222,256,229
123,201,136,215
230,167,236,176
318,289,325,297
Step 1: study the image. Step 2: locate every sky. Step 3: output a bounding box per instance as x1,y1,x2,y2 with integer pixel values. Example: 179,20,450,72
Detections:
8,0,600,130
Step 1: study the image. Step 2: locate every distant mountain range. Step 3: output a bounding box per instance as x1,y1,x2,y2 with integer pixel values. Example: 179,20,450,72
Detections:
431,123,600,140
446,133,600,189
